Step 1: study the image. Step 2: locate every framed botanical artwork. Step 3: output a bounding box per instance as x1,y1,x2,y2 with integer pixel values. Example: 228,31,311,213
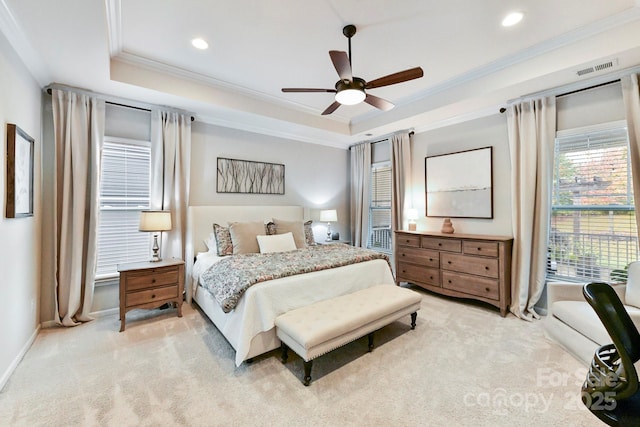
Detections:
425,146,493,219
216,157,285,194
6,124,34,218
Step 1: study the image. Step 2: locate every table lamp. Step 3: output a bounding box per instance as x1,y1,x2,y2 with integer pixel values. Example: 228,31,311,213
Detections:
320,209,337,241
407,208,419,231
139,210,172,262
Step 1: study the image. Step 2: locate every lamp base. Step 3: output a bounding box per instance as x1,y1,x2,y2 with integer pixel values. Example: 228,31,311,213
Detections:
408,223,416,231
326,222,332,241
150,234,162,262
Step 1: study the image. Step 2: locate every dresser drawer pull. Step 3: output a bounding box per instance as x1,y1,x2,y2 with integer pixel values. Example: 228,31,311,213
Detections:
429,276,434,280
485,266,489,270
429,258,434,261
448,280,452,284
151,294,156,299
402,253,405,256
477,247,482,251
152,279,156,283
447,261,452,264
438,243,442,246
405,239,410,243
485,287,490,292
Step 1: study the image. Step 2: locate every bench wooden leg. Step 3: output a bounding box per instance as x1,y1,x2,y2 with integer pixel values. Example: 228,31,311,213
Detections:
303,360,313,386
368,332,374,352
410,312,417,330
280,343,289,364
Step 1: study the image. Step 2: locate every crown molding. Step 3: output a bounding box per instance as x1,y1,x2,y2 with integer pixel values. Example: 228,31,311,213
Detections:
0,0,49,85
104,0,122,57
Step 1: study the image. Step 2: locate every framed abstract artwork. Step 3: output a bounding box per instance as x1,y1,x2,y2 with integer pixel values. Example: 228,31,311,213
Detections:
216,157,285,194
425,146,493,219
5,124,34,218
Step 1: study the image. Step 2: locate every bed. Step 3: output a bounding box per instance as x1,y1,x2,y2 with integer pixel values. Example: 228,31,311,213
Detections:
187,205,396,366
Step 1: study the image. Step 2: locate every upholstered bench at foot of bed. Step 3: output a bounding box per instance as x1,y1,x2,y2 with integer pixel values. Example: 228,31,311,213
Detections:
275,284,422,386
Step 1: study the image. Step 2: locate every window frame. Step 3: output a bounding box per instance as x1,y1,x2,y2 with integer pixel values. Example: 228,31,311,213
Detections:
95,136,152,281
368,160,392,254
547,120,638,282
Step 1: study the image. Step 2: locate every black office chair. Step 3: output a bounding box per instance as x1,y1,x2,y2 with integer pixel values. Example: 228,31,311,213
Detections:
581,282,640,426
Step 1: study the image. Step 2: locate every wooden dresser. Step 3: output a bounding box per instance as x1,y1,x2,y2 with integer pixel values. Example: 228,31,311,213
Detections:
395,230,513,316
118,258,184,331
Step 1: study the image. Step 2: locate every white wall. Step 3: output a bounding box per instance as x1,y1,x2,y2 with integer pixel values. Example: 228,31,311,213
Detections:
0,31,42,390
190,122,350,241
410,113,512,236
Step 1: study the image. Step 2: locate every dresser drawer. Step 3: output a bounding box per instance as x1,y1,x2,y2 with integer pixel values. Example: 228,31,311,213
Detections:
463,240,499,258
397,262,440,286
397,234,421,248
441,253,499,278
126,285,178,307
421,237,461,253
126,267,179,291
396,247,439,268
442,271,499,300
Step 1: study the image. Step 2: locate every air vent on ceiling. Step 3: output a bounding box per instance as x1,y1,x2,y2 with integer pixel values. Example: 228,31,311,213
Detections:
576,58,618,77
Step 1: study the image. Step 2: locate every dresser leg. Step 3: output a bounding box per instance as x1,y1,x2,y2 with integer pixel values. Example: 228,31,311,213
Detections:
120,317,125,332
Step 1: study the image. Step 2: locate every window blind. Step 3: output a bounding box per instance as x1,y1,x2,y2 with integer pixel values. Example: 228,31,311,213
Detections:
548,126,638,281
369,162,392,252
95,139,151,278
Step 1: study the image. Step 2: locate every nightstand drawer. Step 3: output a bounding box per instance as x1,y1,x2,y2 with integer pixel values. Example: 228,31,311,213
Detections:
126,267,179,291
126,285,178,307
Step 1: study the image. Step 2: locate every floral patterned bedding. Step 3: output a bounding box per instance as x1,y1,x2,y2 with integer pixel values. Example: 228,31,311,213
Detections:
199,244,390,313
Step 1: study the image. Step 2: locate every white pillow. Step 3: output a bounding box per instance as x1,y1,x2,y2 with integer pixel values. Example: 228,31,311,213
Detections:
203,232,217,253
625,261,640,308
256,232,297,254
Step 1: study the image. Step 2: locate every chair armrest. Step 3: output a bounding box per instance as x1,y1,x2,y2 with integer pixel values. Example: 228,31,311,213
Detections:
547,281,588,307
546,281,628,315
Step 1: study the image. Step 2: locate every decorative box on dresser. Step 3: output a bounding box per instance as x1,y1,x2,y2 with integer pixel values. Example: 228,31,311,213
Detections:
395,230,513,316
118,258,185,331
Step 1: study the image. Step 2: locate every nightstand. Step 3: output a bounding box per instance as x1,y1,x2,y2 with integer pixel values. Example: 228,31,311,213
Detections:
117,258,184,332
319,240,351,245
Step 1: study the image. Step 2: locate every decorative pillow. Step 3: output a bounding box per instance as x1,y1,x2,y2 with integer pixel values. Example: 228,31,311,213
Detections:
213,224,233,256
256,232,297,254
272,218,306,249
266,221,277,236
203,232,217,253
625,261,640,308
304,220,316,246
229,221,266,254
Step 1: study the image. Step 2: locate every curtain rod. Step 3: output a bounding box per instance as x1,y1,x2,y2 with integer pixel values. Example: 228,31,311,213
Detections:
348,130,414,150
45,85,195,121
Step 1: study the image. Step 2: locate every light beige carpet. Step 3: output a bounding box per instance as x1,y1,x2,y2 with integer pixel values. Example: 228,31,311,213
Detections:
0,285,602,426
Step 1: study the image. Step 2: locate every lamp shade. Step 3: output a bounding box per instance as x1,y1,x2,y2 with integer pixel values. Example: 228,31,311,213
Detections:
320,209,338,222
139,210,172,232
407,208,419,221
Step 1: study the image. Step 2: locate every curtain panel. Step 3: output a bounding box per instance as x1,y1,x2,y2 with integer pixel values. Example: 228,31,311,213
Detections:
621,74,640,234
506,96,556,320
391,131,412,236
350,142,371,248
51,89,105,326
150,111,191,298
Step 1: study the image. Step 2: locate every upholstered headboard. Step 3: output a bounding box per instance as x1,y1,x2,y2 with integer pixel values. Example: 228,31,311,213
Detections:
188,205,304,255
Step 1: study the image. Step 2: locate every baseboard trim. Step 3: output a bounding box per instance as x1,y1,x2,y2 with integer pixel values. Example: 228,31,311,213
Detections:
0,324,40,392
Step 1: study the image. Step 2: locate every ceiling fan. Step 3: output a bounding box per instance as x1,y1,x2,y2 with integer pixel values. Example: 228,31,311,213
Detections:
282,24,424,115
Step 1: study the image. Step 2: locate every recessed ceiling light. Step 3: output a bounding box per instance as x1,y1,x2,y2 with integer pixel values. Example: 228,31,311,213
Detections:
502,12,523,27
191,38,209,50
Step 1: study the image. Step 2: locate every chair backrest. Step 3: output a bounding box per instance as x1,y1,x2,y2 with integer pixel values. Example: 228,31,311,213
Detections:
583,282,640,401
584,282,640,363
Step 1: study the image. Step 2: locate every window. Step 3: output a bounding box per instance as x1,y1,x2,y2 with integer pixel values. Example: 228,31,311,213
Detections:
547,123,638,282
368,161,392,253
95,137,151,279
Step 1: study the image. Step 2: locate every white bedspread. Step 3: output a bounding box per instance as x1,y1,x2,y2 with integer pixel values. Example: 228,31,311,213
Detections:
193,253,395,366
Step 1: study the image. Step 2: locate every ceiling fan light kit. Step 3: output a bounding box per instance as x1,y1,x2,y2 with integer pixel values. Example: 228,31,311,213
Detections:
282,24,424,115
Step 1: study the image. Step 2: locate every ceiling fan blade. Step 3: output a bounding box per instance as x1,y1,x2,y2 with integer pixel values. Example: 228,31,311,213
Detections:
282,88,336,93
364,94,394,111
321,101,341,115
329,50,352,81
365,67,424,89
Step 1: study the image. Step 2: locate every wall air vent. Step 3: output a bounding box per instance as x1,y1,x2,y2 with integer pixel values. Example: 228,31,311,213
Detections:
575,58,618,77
